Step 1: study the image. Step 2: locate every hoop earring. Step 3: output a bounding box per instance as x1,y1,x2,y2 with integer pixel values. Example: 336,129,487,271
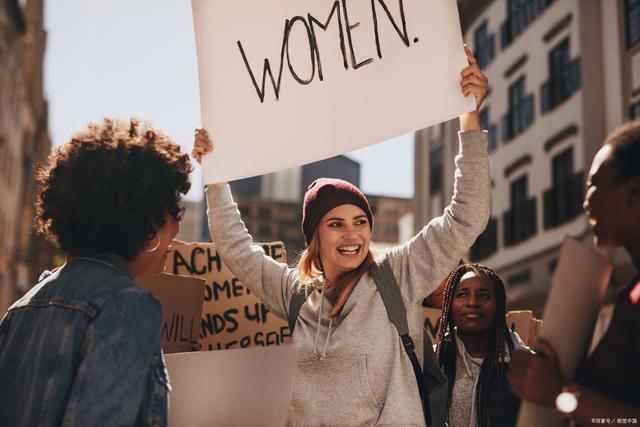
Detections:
144,234,161,252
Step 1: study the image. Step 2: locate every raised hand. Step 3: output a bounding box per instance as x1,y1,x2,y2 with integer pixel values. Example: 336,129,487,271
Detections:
192,128,213,165
458,45,489,132
460,44,489,112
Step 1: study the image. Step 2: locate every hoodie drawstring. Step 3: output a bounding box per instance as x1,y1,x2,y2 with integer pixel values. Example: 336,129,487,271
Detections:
455,335,476,378
311,285,333,361
320,319,333,360
455,335,482,427
311,286,324,359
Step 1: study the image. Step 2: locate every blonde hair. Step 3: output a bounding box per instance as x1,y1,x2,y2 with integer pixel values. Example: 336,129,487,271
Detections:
295,229,375,317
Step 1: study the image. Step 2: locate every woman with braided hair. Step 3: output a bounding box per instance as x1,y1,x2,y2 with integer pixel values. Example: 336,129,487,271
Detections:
435,264,531,427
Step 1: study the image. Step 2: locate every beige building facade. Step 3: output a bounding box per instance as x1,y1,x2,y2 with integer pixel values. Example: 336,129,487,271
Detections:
415,0,638,314
234,196,304,264
367,194,413,247
0,0,52,314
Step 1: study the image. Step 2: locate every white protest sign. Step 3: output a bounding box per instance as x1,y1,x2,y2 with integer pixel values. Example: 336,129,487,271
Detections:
192,0,475,184
516,237,612,427
165,345,298,426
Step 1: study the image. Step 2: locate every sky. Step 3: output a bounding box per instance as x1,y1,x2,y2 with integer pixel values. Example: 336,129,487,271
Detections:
43,0,414,200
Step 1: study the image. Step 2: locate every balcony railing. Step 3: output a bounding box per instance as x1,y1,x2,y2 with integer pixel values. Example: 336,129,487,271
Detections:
543,171,584,229
503,197,537,247
540,58,581,114
470,217,498,261
501,95,534,142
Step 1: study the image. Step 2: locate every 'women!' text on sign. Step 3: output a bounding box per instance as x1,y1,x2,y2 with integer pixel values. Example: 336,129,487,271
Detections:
192,0,474,184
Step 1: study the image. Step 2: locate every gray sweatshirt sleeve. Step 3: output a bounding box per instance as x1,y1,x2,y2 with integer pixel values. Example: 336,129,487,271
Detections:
385,130,491,304
205,184,296,320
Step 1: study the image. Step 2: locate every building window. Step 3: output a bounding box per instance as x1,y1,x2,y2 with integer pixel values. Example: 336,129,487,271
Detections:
543,148,584,229
507,269,532,287
504,175,537,246
430,143,443,193
479,106,498,152
470,217,498,261
501,0,554,48
551,147,573,186
474,20,495,69
626,0,640,48
540,38,581,113
502,76,534,142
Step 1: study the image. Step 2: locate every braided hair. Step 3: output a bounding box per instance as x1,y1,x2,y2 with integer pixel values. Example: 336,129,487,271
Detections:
434,263,514,427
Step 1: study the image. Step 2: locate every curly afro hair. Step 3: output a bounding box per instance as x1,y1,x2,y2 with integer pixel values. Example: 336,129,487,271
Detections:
36,117,192,260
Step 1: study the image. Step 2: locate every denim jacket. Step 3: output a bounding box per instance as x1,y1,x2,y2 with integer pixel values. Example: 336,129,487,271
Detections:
0,253,170,427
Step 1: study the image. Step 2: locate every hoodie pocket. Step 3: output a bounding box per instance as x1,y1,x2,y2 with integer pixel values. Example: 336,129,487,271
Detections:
290,353,380,426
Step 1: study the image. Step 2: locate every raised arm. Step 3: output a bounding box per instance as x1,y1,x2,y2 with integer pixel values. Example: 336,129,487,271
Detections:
386,46,491,304
195,129,296,319
205,182,296,319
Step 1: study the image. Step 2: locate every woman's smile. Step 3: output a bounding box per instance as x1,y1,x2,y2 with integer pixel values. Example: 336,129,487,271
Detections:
336,244,362,256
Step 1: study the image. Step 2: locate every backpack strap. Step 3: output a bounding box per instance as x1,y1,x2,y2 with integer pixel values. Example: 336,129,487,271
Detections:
287,288,307,334
370,259,433,427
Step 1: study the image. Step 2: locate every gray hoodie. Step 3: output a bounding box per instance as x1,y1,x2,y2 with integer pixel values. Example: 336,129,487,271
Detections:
206,130,490,426
447,330,531,427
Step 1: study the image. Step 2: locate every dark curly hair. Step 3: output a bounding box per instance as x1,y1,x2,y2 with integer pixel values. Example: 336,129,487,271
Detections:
435,263,514,427
36,117,192,260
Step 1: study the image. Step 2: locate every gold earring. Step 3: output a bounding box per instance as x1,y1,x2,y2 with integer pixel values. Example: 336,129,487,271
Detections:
144,234,161,252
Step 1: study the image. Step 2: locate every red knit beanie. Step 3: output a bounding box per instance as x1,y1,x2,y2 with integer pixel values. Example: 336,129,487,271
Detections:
302,178,373,245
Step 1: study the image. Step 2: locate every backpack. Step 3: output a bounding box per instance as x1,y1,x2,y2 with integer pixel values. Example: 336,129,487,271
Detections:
287,259,449,427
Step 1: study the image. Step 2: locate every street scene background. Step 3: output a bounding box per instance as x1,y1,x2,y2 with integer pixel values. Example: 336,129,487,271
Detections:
1,0,638,335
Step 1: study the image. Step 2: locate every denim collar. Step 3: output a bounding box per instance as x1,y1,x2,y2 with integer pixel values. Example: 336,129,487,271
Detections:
72,253,131,278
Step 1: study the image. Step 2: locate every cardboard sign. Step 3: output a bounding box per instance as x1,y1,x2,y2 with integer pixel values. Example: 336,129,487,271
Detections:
423,307,441,343
516,237,612,427
137,273,206,354
164,345,298,427
192,0,475,184
506,310,542,347
165,241,291,351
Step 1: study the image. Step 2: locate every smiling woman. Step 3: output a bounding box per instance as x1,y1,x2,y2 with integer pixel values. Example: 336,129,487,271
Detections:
435,263,532,427
297,178,374,317
196,45,492,426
